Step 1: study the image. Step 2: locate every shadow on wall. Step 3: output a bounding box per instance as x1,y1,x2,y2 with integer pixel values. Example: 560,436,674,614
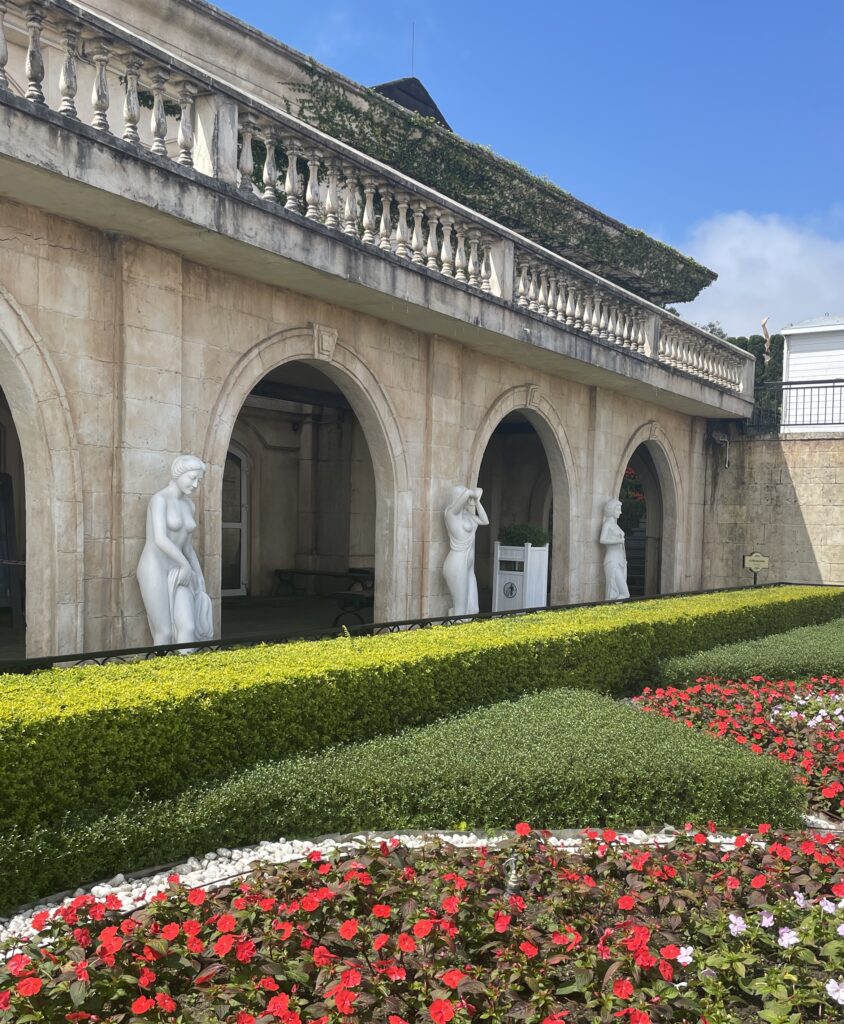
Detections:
701,427,838,588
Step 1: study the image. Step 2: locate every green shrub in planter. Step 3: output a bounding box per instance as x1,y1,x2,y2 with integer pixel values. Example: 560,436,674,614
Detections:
498,523,550,546
0,685,804,912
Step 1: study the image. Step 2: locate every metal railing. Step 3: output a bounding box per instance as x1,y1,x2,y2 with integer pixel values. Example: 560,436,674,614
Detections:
0,582,792,676
748,379,844,433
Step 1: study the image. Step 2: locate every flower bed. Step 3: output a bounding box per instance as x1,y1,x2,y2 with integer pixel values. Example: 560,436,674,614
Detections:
635,679,844,820
1,828,842,1023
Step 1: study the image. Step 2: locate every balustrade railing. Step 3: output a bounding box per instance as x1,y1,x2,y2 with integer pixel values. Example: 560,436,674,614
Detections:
0,0,751,394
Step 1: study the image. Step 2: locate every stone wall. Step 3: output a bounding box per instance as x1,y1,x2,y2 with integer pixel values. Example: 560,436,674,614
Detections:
702,434,844,588
0,196,713,655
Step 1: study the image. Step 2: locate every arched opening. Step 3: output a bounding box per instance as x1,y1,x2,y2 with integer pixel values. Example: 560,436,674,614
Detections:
221,360,378,637
0,386,25,658
620,444,664,597
475,411,555,611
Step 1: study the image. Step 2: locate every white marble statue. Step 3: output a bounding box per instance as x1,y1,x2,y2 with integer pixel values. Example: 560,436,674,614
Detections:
137,454,214,647
443,485,489,616
600,497,630,601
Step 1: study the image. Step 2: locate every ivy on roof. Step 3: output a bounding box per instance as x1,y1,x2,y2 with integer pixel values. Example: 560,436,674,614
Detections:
293,68,716,305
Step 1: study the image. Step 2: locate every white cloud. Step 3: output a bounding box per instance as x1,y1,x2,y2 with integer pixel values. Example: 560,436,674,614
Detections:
674,210,844,337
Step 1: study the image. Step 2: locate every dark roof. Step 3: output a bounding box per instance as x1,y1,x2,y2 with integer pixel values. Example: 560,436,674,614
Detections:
372,77,451,129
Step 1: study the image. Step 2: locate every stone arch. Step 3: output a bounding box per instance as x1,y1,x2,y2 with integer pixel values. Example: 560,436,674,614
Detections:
613,421,685,593
202,324,411,623
468,384,579,604
0,284,83,655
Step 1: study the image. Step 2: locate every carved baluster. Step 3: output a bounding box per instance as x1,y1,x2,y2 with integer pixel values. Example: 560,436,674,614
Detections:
564,279,576,325
394,192,411,258
556,275,566,322
238,120,255,192
538,268,549,316
90,41,111,131
342,165,359,236
305,149,322,220
25,2,46,105
466,230,481,286
591,290,603,336
0,2,8,93
149,70,169,156
582,291,594,333
425,209,440,269
439,215,455,276
378,186,393,251
410,200,426,262
546,273,557,322
57,22,80,117
527,265,539,311
324,159,340,228
606,303,618,344
361,176,377,243
262,129,279,200
516,257,529,307
598,298,608,339
453,223,468,281
282,138,299,211
574,288,585,331
122,53,143,143
480,237,493,293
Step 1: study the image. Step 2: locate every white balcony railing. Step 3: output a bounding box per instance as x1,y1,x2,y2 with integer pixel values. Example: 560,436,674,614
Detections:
0,0,753,394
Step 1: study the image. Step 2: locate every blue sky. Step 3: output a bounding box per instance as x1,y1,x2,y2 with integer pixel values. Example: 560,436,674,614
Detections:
214,0,844,334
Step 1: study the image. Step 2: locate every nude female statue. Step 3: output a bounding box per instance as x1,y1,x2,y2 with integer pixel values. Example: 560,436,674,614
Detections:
443,485,489,616
600,497,630,602
137,454,214,647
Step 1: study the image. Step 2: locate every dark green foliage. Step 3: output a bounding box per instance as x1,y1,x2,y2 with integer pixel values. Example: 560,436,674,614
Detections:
497,523,550,546
0,586,839,840
291,70,715,305
659,618,844,685
0,687,804,912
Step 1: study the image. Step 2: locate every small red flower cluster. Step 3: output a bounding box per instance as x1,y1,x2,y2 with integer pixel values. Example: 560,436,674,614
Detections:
0,827,842,1022
636,678,844,818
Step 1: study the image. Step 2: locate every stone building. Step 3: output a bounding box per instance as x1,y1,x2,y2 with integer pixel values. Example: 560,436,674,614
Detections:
0,0,757,658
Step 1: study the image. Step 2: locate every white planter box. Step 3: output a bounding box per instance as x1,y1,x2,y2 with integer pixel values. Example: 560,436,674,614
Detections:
492,542,549,612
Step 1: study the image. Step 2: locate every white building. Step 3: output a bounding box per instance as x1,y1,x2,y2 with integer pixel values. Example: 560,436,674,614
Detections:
780,315,844,434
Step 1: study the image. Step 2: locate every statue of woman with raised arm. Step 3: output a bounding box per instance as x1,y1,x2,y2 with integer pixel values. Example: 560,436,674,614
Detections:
600,497,630,602
137,454,214,647
443,485,489,616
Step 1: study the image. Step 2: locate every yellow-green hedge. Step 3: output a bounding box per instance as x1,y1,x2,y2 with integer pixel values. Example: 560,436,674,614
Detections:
0,585,841,834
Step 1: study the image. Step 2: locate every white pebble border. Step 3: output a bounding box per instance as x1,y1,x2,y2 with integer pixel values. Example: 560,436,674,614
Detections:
4,819,840,948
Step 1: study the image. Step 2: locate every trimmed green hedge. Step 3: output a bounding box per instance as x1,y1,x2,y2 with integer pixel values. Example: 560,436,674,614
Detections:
0,685,804,913
659,617,844,685
0,586,840,835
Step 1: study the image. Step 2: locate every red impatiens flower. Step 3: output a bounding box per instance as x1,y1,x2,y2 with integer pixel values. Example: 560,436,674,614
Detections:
493,912,511,932
429,999,456,1024
613,978,634,999
155,992,177,1012
338,918,359,940
372,903,392,918
413,919,435,938
7,954,32,977
138,967,156,988
217,914,236,933
131,995,155,1015
397,933,417,953
16,976,43,998
186,888,206,907
519,940,539,958
751,874,767,889
213,934,235,957
441,968,467,989
161,922,180,941
617,894,636,911
515,822,531,836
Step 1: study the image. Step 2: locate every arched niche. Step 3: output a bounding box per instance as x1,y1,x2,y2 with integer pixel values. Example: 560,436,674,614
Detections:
202,325,411,626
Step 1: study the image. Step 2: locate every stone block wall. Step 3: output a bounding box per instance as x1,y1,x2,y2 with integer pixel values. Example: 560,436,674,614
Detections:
701,434,844,588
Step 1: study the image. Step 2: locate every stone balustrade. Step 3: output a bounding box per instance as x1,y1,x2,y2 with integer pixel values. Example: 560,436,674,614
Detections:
0,0,751,395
